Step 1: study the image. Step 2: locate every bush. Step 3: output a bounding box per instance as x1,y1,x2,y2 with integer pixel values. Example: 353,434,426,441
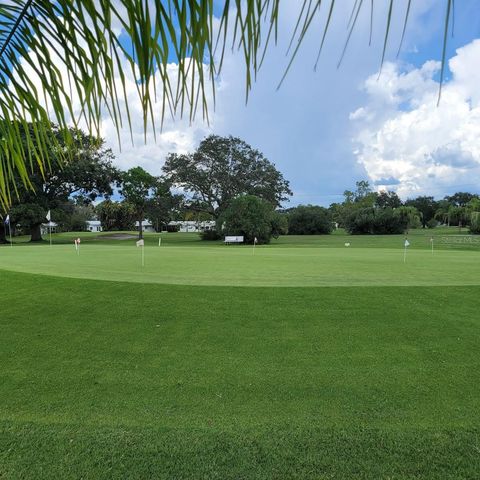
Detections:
344,207,409,234
271,211,288,238
287,205,333,235
217,195,277,244
200,229,221,240
426,218,438,229
470,212,480,234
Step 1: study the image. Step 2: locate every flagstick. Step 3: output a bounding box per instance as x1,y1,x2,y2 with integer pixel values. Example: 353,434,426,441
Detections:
158,236,161,247
403,244,407,263
142,244,145,267
49,224,52,247
253,241,255,255
431,237,434,256
8,223,12,247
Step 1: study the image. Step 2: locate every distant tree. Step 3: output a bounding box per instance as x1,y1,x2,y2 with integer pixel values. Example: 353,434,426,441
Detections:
8,124,118,241
434,199,452,225
470,212,480,234
96,201,136,231
9,203,48,241
405,196,438,228
467,197,480,212
163,135,291,218
394,206,421,230
145,180,184,232
445,192,479,207
376,191,402,209
271,211,289,238
119,167,159,239
288,205,333,235
67,204,96,231
344,207,410,234
332,180,378,227
217,195,278,244
435,201,469,227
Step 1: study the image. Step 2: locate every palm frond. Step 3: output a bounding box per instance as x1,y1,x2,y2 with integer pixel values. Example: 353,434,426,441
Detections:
0,0,454,211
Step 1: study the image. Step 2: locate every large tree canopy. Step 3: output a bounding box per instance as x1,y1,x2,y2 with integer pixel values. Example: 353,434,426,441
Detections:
0,1,456,211
119,167,159,239
163,135,291,217
9,124,118,241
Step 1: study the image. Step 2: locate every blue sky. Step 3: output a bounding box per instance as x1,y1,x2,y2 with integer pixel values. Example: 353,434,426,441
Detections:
76,2,480,206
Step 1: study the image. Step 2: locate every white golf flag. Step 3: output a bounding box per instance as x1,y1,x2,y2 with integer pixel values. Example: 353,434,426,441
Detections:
404,239,410,247
4,214,9,225
136,239,145,247
254,237,258,244
46,210,51,222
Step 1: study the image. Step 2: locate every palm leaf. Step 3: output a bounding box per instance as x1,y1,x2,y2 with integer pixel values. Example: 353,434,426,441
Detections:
0,0,454,211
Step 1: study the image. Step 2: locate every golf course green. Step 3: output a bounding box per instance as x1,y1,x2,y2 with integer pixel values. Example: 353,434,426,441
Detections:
1,231,479,478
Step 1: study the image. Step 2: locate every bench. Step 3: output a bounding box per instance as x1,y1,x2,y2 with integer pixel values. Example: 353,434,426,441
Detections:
224,235,244,244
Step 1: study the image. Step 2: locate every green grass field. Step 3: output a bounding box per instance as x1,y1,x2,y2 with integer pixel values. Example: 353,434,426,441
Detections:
1,231,480,478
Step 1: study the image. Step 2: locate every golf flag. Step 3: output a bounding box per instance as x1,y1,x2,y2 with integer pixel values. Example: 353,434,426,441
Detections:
403,238,410,263
4,215,9,225
254,237,258,244
137,239,145,266
46,210,51,222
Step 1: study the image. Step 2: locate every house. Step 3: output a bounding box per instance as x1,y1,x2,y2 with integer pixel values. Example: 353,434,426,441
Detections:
86,220,102,232
135,220,156,233
40,221,58,235
167,220,216,233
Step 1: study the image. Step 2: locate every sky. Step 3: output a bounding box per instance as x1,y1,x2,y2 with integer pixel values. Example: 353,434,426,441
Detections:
13,1,480,207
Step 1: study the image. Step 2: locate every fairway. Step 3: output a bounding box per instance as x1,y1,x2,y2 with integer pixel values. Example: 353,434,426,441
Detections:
1,233,480,479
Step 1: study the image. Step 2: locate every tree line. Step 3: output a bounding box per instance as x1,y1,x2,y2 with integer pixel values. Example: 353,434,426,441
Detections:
2,123,479,245
0,128,291,243
329,181,480,234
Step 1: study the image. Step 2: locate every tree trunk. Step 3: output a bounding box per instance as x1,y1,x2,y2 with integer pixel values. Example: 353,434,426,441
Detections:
138,218,143,240
30,223,43,242
0,223,7,244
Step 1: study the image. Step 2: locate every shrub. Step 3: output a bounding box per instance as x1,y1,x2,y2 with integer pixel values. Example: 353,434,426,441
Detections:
200,229,221,240
217,195,277,244
470,212,480,234
426,218,438,229
287,205,333,235
344,207,409,234
271,211,289,238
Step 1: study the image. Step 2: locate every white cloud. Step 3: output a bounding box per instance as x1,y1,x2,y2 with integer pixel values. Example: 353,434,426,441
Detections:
351,39,480,199
11,0,476,205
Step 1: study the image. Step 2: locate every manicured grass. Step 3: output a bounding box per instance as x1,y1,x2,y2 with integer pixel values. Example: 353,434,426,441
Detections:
1,235,480,478
1,242,480,286
8,225,480,251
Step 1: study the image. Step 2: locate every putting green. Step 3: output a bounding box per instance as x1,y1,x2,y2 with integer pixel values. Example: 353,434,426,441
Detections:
1,243,479,286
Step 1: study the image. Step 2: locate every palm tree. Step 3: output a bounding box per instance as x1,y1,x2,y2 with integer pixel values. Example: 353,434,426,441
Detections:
0,0,454,211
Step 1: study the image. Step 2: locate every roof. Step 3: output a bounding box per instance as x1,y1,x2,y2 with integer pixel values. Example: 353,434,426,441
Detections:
86,220,101,226
168,220,216,226
135,220,152,226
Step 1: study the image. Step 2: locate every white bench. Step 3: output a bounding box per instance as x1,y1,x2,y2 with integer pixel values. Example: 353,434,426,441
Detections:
224,235,244,244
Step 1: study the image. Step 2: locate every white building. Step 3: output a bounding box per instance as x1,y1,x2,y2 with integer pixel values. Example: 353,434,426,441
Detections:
168,220,216,233
40,221,58,235
86,220,102,232
135,220,156,233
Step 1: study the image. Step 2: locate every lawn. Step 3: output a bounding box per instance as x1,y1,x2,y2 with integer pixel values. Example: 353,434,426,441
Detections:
1,233,480,478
